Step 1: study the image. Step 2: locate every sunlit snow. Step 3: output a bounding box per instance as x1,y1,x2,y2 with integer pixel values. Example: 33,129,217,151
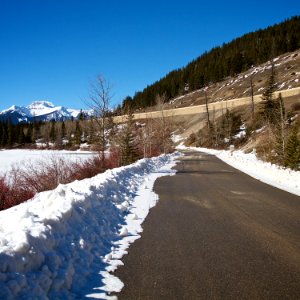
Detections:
0,153,179,299
0,149,96,175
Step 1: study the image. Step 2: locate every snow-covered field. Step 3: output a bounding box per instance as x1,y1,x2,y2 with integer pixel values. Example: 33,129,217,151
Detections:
178,145,300,196
0,153,179,299
0,149,96,175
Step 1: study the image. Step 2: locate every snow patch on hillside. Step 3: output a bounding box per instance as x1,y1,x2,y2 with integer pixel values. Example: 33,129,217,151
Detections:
0,153,179,299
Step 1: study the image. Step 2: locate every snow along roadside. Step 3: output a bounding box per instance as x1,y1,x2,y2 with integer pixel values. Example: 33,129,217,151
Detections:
178,145,300,196
0,152,180,299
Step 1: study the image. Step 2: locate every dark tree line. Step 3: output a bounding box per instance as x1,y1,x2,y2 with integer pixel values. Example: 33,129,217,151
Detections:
0,121,37,147
0,118,82,149
122,16,300,110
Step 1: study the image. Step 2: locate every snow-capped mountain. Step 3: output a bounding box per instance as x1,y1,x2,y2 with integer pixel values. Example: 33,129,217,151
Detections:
0,101,92,124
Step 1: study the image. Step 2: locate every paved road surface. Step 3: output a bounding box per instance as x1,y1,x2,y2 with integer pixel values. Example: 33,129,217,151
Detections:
114,151,300,299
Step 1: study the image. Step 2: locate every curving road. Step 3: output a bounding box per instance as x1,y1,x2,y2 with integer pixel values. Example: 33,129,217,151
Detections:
113,151,300,300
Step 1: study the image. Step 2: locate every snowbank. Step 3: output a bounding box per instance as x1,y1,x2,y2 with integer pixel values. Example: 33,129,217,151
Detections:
178,145,300,196
0,153,179,299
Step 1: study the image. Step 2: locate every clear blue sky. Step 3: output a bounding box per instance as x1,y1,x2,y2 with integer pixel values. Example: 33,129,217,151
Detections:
0,0,298,111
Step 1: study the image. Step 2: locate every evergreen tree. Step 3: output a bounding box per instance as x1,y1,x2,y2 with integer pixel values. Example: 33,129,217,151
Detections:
1,123,8,146
220,109,242,143
260,62,280,125
7,121,14,147
33,120,41,141
120,109,139,166
107,114,117,146
75,121,81,145
49,120,56,143
274,93,287,165
18,125,26,145
78,110,85,121
25,124,33,144
284,124,300,170
61,121,66,138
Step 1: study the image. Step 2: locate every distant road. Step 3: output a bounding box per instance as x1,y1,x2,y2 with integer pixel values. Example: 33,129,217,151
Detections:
114,151,300,299
114,86,300,122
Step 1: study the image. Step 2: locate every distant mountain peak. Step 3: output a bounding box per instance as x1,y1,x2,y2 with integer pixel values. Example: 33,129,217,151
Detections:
27,100,55,109
0,100,93,124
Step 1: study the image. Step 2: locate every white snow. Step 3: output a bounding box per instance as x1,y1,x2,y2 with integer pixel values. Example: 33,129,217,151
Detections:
178,145,300,196
172,133,184,143
0,153,179,299
27,101,58,116
0,101,94,123
0,149,96,175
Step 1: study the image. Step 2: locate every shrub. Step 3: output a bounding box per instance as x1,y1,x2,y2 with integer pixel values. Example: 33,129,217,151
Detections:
0,150,125,211
0,175,34,210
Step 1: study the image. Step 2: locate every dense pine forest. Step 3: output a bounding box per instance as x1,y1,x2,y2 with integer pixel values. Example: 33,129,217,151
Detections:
122,16,300,109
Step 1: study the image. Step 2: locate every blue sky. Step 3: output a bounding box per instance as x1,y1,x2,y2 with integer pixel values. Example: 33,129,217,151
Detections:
0,0,298,111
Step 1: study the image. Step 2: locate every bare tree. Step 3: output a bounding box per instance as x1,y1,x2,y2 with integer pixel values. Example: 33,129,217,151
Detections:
87,75,113,165
155,94,173,154
275,93,287,165
205,91,211,129
250,75,255,120
137,113,154,158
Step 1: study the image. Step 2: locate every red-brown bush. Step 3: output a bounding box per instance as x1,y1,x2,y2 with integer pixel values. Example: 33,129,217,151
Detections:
0,150,122,211
0,175,34,210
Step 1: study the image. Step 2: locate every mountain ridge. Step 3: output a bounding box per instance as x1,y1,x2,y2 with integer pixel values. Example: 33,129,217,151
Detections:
0,101,91,124
122,16,300,110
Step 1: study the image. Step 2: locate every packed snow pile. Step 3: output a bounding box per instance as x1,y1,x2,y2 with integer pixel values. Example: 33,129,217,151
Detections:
0,153,179,299
178,145,300,196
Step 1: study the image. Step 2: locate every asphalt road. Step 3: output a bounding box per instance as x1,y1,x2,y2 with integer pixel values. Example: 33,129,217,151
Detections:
113,151,300,300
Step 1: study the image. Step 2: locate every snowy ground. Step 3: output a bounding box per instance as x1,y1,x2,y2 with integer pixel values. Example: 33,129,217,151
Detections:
0,149,97,176
178,145,300,196
0,153,179,299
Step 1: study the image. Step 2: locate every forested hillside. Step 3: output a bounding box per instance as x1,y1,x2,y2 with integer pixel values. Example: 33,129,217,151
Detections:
122,16,300,109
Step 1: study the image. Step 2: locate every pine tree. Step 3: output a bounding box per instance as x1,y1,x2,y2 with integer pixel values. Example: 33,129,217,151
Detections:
61,121,66,138
78,110,85,121
75,121,81,145
260,62,280,125
25,124,33,144
33,121,41,141
284,124,300,170
274,93,287,165
120,109,139,166
49,120,56,143
1,123,8,146
18,125,26,145
250,75,255,120
7,121,14,147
